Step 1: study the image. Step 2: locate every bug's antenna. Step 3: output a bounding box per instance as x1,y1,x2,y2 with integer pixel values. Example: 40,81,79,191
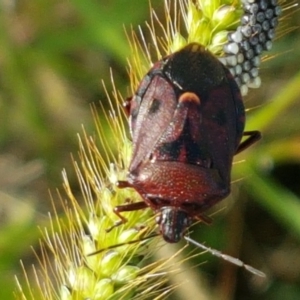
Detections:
184,236,266,277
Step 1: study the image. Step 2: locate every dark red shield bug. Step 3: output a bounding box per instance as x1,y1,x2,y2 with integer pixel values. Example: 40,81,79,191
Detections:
115,43,261,243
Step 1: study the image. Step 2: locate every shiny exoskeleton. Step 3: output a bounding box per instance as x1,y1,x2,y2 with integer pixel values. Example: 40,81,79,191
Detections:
115,43,261,243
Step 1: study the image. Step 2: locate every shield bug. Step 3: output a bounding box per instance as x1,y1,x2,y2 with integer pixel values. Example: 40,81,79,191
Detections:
115,43,261,243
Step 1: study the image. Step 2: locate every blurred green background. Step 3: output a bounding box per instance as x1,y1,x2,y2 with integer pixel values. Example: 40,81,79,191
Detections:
0,0,299,299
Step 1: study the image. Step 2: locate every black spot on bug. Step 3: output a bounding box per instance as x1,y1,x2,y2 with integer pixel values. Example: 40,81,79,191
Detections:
158,139,181,160
156,120,210,165
148,98,161,115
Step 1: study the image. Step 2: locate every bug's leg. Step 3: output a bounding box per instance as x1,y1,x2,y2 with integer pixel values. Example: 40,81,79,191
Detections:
106,201,148,232
106,179,148,232
235,130,262,154
117,180,133,189
195,213,213,225
123,97,132,116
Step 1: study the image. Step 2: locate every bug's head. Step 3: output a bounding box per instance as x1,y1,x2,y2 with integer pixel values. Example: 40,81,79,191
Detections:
156,207,192,243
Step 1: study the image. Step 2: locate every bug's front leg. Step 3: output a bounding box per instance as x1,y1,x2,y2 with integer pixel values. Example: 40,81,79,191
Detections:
106,180,148,232
194,213,213,225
